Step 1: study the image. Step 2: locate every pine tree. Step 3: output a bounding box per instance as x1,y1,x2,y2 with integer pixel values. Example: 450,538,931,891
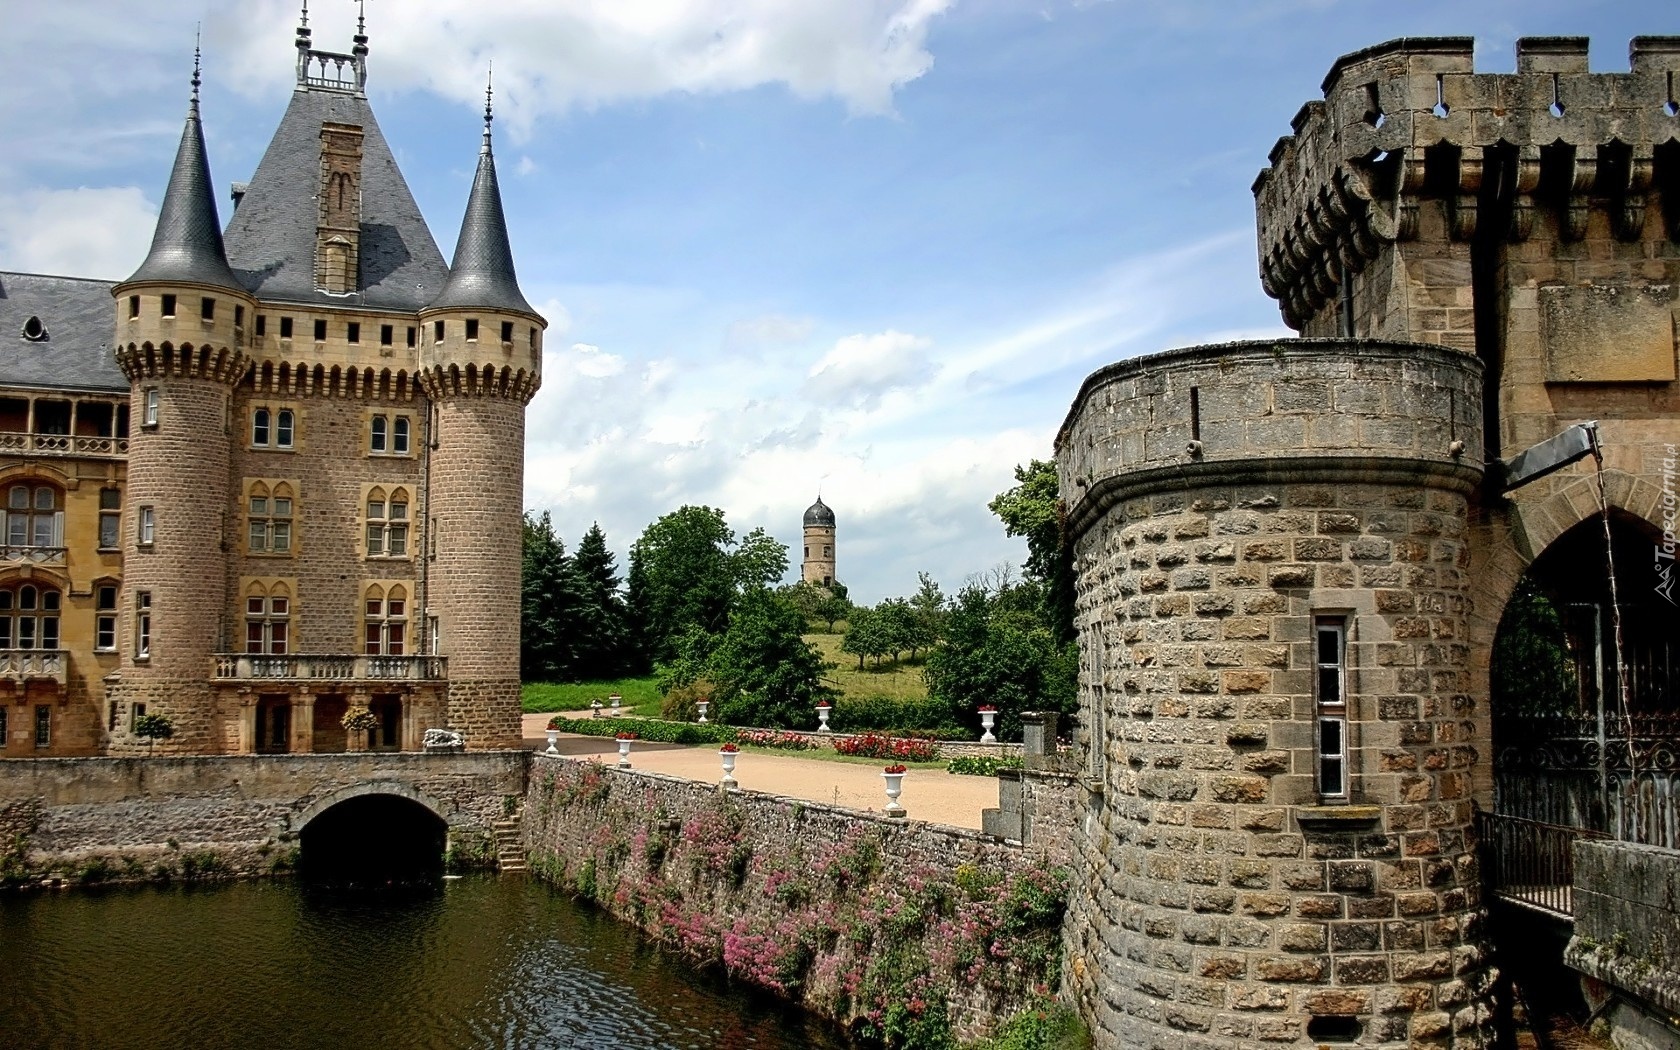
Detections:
569,522,628,680
521,511,580,681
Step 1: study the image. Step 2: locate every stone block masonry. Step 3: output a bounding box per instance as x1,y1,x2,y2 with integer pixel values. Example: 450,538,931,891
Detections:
1565,840,1680,1049
522,755,1069,1045
1057,339,1494,1048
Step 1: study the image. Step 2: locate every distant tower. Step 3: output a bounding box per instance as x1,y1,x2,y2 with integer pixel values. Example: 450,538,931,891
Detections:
801,496,835,586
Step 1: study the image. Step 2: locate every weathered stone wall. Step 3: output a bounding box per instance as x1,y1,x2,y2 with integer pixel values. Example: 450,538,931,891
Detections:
1565,840,1680,1049
0,750,525,884
522,755,1068,1044
1057,339,1494,1048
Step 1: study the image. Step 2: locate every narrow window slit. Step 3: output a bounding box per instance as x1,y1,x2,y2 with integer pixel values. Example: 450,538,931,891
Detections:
1189,387,1201,442
1432,73,1449,118
1550,74,1565,118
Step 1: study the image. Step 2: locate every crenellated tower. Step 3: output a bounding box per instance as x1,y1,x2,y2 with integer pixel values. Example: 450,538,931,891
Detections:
418,78,545,748
109,50,253,753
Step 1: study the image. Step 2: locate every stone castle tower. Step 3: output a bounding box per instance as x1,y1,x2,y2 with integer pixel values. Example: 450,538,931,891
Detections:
1058,37,1680,1049
801,496,836,586
103,15,542,755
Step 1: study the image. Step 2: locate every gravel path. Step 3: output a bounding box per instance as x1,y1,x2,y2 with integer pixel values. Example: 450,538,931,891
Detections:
520,713,1000,830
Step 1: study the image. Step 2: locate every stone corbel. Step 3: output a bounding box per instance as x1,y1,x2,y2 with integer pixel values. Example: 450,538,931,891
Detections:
1508,145,1543,242
1613,147,1654,241
1310,253,1339,301
1449,151,1483,242
1562,144,1597,242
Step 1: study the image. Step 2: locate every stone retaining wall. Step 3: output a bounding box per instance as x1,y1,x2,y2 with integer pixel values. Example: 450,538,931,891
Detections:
1566,840,1680,1050
522,754,1069,1044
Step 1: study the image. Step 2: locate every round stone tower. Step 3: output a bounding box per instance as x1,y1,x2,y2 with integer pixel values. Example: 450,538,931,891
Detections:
801,496,836,586
417,81,544,749
108,57,254,753
1057,339,1493,1048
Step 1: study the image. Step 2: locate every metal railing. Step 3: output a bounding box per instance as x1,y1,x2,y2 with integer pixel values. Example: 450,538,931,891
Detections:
0,648,67,684
0,432,128,458
212,653,446,682
1476,810,1609,919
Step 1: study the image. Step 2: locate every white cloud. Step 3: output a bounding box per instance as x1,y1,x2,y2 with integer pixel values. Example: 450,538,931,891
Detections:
805,329,935,409
515,155,539,177
0,186,157,279
569,342,627,379
212,0,954,133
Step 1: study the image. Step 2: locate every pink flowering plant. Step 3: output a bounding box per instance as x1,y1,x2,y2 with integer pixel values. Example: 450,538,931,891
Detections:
833,732,938,762
736,728,817,751
977,705,998,713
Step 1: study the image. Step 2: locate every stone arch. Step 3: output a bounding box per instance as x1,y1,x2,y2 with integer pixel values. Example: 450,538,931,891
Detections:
290,779,454,831
1464,468,1670,803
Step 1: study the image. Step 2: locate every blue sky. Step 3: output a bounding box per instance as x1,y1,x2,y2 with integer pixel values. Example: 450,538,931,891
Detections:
1,0,1669,603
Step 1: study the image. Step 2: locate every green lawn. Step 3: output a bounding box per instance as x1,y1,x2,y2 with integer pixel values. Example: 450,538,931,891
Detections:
805,631,931,702
521,678,662,717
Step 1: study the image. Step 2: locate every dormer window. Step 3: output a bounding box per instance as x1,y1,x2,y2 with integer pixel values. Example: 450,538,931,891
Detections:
21,316,47,342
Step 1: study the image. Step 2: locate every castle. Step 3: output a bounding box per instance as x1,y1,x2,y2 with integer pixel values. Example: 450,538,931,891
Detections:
1058,36,1680,1048
0,13,541,757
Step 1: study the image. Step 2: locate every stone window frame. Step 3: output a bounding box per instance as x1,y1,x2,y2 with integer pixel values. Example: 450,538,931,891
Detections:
94,580,119,652
1314,613,1351,801
365,409,416,458
3,481,64,554
243,479,298,557
34,704,49,749
362,580,410,656
136,505,155,548
98,486,121,551
362,484,412,560
248,403,299,452
0,580,62,651
242,577,294,655
134,590,151,660
141,388,159,428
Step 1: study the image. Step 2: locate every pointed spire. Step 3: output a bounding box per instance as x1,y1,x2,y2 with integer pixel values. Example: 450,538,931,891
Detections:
428,69,534,316
191,29,202,116
483,64,494,155
353,0,368,58
123,46,242,291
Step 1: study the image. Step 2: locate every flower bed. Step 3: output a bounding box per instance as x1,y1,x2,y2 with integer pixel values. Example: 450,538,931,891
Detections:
735,729,818,751
946,756,1024,777
833,732,939,762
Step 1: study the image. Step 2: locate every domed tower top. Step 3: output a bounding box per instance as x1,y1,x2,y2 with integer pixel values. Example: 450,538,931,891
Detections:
120,45,242,293
426,73,536,317
803,496,836,528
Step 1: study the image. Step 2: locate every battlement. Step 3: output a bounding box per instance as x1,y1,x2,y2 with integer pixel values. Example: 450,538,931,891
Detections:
1255,36,1680,330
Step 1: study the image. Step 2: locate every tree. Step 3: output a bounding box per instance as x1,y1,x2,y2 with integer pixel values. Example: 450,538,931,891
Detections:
733,526,790,591
707,588,834,728
813,581,853,633
521,511,579,681
569,522,628,680
841,605,887,670
625,506,738,666
875,597,917,663
778,579,852,633
132,712,174,755
924,579,1076,741
908,572,946,656
989,460,1075,644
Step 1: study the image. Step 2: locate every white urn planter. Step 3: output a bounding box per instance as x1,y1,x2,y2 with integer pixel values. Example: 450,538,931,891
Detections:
616,738,633,768
881,770,907,818
609,693,622,717
545,728,559,755
697,700,709,723
815,705,832,733
719,749,739,791
979,709,997,744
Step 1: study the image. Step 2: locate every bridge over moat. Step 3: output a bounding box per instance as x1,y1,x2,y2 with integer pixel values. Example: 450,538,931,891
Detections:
0,751,527,882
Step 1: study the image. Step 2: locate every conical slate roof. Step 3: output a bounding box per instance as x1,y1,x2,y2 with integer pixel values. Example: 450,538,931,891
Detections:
223,87,448,310
804,497,835,528
124,78,242,292
427,102,535,316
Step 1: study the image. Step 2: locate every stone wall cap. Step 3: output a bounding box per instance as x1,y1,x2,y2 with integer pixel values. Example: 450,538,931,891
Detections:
1321,36,1474,95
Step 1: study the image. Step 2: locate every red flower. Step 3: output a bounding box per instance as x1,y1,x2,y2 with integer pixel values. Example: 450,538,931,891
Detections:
883,764,907,774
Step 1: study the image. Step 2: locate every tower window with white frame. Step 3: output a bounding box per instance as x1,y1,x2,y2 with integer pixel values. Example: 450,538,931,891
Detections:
1315,616,1350,801
134,591,151,659
142,388,159,427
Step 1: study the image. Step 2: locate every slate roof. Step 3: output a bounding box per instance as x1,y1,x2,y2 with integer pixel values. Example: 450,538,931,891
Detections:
428,137,536,316
0,272,126,394
124,100,243,292
804,497,836,528
223,86,448,312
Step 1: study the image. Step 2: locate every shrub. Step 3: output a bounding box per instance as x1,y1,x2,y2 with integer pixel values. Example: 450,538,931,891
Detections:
827,695,961,735
834,732,939,761
947,756,1023,777
557,717,736,746
660,677,716,722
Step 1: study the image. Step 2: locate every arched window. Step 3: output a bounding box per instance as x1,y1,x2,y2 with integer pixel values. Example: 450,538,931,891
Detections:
251,406,296,449
365,584,407,655
245,583,290,655
252,408,270,446
365,487,409,557
0,583,61,650
248,482,294,554
2,484,63,559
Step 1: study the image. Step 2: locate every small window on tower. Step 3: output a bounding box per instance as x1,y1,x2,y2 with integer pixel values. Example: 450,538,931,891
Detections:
235,304,244,328
160,294,176,318
313,319,327,342
434,320,444,342
380,324,393,347
465,319,479,342
128,296,140,319
279,317,294,339
200,297,215,321
406,327,416,348
347,322,360,344
500,321,514,343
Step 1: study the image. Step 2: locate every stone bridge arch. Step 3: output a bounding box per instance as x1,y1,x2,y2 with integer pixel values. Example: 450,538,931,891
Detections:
289,778,455,832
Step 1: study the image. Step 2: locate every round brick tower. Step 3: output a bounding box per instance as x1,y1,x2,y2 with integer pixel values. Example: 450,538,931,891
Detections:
417,82,544,749
801,496,836,586
108,58,254,753
1057,340,1494,1048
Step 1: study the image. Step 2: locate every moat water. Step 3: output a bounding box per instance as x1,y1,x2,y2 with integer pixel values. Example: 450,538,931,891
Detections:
0,875,851,1050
